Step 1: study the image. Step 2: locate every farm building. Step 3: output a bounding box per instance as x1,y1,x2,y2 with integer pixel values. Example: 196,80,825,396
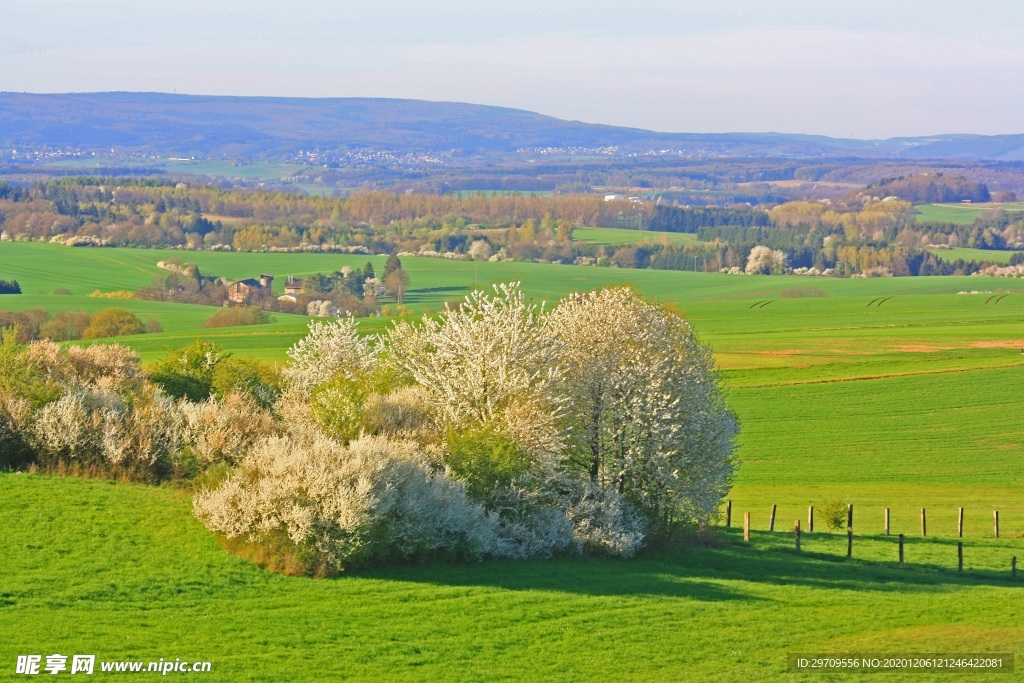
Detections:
284,276,304,296
227,274,273,305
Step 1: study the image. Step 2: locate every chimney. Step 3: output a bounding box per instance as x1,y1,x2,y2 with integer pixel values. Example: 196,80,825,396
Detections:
259,274,274,288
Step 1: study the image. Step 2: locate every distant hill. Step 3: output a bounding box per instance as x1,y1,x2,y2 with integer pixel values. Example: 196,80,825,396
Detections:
1,92,1023,161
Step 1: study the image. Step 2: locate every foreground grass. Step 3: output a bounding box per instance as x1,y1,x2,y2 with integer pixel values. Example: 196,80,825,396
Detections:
3,473,1023,682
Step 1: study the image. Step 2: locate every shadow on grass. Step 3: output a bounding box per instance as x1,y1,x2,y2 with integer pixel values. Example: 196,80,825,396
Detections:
402,286,468,304
361,529,1022,600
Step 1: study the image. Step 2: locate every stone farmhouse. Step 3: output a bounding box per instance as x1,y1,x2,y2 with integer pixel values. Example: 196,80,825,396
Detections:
227,274,273,305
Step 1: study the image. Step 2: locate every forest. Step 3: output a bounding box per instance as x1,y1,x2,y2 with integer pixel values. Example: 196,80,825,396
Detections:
0,176,1022,278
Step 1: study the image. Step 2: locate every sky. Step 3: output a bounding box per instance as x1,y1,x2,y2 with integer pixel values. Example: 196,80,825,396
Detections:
2,0,1023,139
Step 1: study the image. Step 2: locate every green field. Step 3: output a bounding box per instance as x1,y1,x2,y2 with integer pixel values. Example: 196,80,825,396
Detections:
570,227,699,245
914,202,1024,225
4,242,1024,679
927,247,1020,264
4,473,1022,681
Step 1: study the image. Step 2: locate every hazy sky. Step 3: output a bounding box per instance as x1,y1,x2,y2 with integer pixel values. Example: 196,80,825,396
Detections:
2,0,1023,138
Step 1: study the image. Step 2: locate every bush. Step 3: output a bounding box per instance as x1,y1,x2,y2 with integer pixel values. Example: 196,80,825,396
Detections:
25,341,143,392
88,290,135,299
210,357,279,408
362,385,432,439
0,394,35,469
39,311,91,341
179,392,281,466
82,308,145,339
194,432,500,574
565,483,645,557
779,286,826,298
202,307,274,329
309,374,369,443
0,308,50,342
149,340,224,401
444,423,535,500
820,499,848,531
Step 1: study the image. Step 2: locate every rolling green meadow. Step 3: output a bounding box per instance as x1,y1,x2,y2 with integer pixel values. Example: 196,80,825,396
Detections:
914,202,1024,225
927,247,1019,264
3,242,1024,680
569,226,701,246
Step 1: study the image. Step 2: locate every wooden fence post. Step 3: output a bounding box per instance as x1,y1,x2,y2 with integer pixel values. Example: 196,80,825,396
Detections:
769,504,776,532
808,505,814,533
1013,556,1017,579
921,508,927,536
994,510,1000,539
884,508,890,536
958,542,963,572
898,534,904,567
744,512,750,542
726,499,731,528
958,507,964,538
847,503,854,532
847,528,853,558
795,519,801,551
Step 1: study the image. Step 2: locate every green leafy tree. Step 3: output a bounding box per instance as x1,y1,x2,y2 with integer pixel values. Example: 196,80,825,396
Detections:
82,308,145,339
382,254,402,280
149,339,224,401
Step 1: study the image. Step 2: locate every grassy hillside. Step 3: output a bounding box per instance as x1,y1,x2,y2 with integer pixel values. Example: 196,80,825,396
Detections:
3,474,1022,681
927,247,1019,264
570,227,700,245
914,202,1024,224
3,242,1018,361
3,243,1024,678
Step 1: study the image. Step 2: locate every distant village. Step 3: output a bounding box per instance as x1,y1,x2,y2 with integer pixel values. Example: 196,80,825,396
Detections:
153,256,408,317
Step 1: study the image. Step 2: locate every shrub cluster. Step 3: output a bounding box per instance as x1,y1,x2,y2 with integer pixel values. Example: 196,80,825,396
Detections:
202,307,275,329
195,283,738,573
0,336,280,480
1,283,738,575
0,307,161,343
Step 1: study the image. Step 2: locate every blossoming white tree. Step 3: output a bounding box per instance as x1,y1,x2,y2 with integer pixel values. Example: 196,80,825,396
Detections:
386,282,566,458
745,245,787,275
467,239,492,261
282,317,378,399
546,286,738,526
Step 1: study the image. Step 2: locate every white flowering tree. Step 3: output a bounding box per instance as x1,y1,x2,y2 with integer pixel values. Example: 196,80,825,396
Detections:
306,300,341,318
745,245,787,275
363,277,387,299
386,282,565,458
282,317,378,399
467,239,492,261
546,286,738,525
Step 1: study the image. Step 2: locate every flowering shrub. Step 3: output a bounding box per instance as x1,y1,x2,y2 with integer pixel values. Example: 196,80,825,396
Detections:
386,283,566,459
179,392,281,465
745,245,787,274
194,433,501,574
282,317,377,399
